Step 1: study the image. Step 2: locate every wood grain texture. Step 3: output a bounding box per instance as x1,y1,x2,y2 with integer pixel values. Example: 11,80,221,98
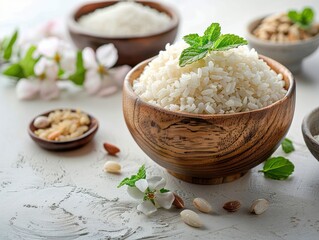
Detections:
28,109,99,151
67,0,179,66
123,56,296,184
302,107,319,161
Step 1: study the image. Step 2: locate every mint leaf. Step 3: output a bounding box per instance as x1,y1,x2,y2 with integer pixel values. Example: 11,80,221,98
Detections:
203,23,221,44
69,51,86,86
117,165,146,188
3,30,18,60
259,157,294,180
281,138,295,154
159,188,170,193
179,47,208,67
2,63,24,78
213,34,248,51
179,22,247,67
183,34,202,47
288,7,315,29
301,7,314,26
20,46,38,77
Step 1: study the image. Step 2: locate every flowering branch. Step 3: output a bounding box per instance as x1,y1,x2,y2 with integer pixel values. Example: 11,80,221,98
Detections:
0,23,131,100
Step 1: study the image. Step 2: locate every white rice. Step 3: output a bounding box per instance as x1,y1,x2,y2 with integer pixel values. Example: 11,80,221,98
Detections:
133,43,287,114
78,2,171,37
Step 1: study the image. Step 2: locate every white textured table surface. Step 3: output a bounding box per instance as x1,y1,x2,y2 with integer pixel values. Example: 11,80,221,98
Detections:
1,0,319,239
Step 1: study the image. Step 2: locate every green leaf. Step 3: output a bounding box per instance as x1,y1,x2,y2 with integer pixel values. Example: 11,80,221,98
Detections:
2,63,24,78
259,157,294,180
159,188,170,193
68,51,85,86
301,7,314,26
288,10,300,23
213,34,248,51
3,30,18,60
179,47,208,67
288,7,315,29
183,34,202,47
281,138,295,154
117,164,146,188
203,23,221,44
20,45,38,77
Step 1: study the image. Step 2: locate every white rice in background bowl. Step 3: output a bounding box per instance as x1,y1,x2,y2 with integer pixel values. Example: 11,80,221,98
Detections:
132,43,287,114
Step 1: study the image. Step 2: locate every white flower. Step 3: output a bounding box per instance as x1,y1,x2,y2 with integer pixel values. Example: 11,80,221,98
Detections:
127,176,175,216
16,58,59,100
83,44,131,96
36,37,75,73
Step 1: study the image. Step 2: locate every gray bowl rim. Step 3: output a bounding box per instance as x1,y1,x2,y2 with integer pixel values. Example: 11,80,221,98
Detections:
246,15,319,47
67,0,180,40
302,106,319,146
124,55,295,119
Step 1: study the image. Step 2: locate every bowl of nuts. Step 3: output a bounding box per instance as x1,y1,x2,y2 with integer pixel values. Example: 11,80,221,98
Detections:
28,109,99,151
246,7,319,73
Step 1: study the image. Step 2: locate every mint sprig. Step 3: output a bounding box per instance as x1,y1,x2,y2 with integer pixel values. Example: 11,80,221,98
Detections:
281,138,295,154
288,7,315,29
118,164,146,188
179,23,247,67
259,157,294,180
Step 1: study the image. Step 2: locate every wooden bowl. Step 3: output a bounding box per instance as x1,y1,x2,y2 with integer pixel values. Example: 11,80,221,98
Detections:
67,0,179,67
302,107,319,161
123,56,296,184
247,16,319,73
28,109,99,151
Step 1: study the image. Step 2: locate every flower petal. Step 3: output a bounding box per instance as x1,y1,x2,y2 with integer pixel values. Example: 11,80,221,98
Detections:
98,85,118,97
110,65,132,86
16,79,39,100
147,176,166,191
34,57,46,76
60,51,76,73
96,44,118,68
135,179,148,193
37,37,60,58
127,186,144,200
39,79,59,100
137,201,157,216
155,192,174,209
84,70,101,95
82,47,98,70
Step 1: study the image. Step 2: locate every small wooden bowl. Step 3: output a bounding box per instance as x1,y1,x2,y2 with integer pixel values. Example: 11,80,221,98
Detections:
123,56,296,184
302,107,319,161
28,109,99,151
67,0,179,66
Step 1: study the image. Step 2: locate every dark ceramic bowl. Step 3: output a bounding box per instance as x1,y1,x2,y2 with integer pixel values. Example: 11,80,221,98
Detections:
67,0,179,66
28,109,99,151
302,107,319,161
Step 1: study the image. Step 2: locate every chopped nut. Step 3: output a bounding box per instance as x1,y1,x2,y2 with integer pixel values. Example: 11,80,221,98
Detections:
223,200,241,212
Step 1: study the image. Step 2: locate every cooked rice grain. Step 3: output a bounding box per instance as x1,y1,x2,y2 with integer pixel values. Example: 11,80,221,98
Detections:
133,43,287,114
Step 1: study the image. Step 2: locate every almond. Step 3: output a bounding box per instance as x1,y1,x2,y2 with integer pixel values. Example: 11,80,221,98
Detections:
180,209,202,228
103,142,120,155
250,199,269,215
193,198,212,213
172,193,184,209
223,200,241,212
